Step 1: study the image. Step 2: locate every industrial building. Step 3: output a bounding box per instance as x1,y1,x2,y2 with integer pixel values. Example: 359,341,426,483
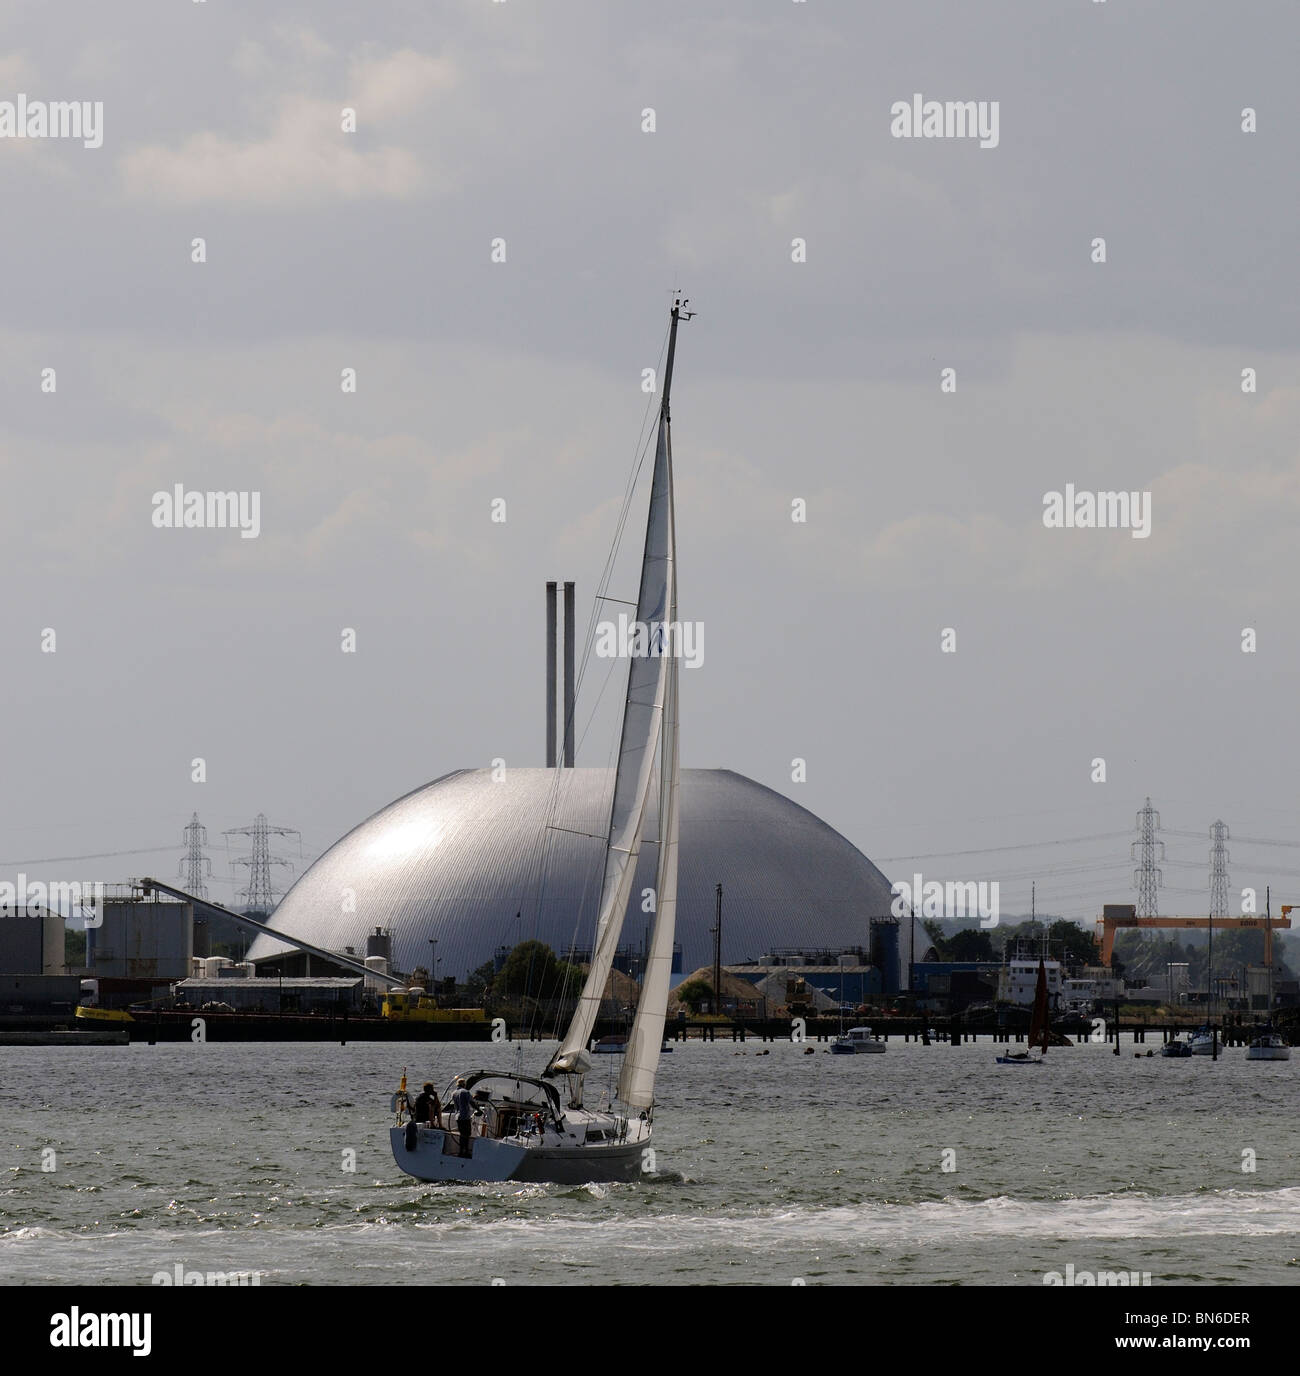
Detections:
0,909,77,1015
86,894,193,979
728,933,901,1008
910,962,1000,1014
174,974,361,1014
0,907,65,975
0,973,81,1015
244,588,899,985
246,767,899,981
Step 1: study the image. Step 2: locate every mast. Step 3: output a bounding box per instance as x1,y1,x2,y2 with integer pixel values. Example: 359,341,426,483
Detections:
547,299,691,1087
712,884,723,1015
618,297,691,1110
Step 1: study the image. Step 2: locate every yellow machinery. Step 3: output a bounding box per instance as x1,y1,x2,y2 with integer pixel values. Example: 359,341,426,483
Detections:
381,990,487,1023
74,1005,133,1023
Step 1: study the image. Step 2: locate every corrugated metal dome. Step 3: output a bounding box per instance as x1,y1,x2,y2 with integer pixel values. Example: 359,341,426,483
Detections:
246,768,896,978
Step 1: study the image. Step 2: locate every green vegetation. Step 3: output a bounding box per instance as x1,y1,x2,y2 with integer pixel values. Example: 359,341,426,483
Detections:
675,978,713,1013
921,918,1100,966
946,928,996,961
64,925,85,970
493,940,584,1001
465,957,496,1001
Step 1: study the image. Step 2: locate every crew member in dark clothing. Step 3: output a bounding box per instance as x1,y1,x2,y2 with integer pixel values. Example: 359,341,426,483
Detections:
451,1078,474,1158
412,1082,441,1127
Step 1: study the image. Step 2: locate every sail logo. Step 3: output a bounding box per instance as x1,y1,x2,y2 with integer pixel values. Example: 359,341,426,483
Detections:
890,94,999,149
49,1309,151,1355
890,874,999,929
595,614,704,668
0,94,103,148
1043,484,1151,538
151,485,262,539
1043,1264,1152,1286
0,875,104,927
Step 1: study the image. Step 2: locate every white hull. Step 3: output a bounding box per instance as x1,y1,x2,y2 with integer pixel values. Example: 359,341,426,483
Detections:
390,1116,650,1185
831,1027,886,1054
1245,1037,1291,1061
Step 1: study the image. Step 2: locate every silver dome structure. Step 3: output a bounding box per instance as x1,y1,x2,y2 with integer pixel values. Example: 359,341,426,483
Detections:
246,768,896,979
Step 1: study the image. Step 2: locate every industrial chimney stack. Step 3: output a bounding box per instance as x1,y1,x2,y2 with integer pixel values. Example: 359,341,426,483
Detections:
545,580,576,769
545,582,558,768
563,580,575,768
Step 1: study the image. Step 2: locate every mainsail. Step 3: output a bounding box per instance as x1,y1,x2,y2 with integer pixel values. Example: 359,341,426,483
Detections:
545,418,674,1077
1028,956,1050,1054
547,301,688,1087
618,432,678,1109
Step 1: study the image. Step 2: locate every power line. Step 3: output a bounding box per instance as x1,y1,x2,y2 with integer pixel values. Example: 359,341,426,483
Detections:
878,831,1130,863
0,845,180,866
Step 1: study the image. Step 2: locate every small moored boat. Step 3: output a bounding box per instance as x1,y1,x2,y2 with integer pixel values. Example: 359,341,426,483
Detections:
830,1026,886,1055
1245,1029,1291,1062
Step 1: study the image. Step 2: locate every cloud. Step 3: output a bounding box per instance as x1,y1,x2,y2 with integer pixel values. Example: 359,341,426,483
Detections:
0,50,36,88
120,48,455,205
347,47,456,122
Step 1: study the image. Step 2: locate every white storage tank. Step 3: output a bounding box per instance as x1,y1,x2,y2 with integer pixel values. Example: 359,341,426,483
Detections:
364,956,389,994
42,909,65,975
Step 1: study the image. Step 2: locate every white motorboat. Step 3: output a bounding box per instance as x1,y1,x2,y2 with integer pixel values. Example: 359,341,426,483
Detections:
1245,1030,1291,1062
831,1025,886,1054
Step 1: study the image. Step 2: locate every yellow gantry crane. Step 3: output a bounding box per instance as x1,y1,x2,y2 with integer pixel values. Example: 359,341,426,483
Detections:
1097,903,1293,967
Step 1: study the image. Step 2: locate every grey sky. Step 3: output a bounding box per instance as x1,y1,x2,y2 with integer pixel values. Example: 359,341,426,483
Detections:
3,1,1299,934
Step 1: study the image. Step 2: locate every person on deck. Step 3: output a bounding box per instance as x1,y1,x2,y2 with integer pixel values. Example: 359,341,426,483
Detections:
451,1078,474,1158
412,1082,441,1127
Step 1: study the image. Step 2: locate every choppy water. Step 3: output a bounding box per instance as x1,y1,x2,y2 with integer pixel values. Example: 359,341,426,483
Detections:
2,1037,1297,1285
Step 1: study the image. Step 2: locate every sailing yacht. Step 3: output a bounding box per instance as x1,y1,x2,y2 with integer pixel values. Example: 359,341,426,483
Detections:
996,955,1051,1065
388,300,692,1184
